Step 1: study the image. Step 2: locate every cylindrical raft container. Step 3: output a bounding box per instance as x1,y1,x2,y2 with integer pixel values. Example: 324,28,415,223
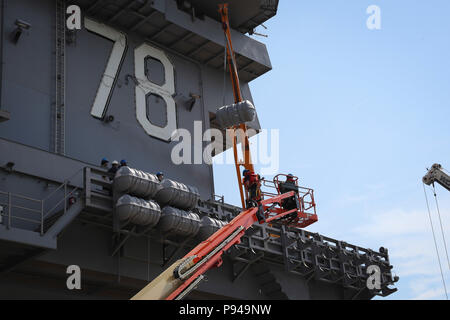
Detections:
215,100,256,129
115,195,161,227
197,216,228,241
158,206,201,238
154,179,200,210
113,166,162,199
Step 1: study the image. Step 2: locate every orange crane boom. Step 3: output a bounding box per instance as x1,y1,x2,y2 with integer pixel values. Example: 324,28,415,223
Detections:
219,3,254,209
131,190,315,300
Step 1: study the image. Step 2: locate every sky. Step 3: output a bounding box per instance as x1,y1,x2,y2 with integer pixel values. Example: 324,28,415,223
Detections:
212,0,450,300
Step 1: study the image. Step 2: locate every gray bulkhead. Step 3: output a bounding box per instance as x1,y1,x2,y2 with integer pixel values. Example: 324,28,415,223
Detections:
0,0,278,299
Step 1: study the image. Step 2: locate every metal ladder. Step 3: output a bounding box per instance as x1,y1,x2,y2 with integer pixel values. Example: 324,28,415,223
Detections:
54,0,66,155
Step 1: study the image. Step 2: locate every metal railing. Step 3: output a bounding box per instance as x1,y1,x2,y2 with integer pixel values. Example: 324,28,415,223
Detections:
213,194,225,204
261,178,317,217
0,167,85,235
0,191,42,231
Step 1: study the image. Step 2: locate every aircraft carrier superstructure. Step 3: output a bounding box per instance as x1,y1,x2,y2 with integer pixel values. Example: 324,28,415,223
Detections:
0,0,398,299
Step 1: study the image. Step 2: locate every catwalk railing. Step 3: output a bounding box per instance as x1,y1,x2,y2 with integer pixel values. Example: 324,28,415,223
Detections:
0,168,83,236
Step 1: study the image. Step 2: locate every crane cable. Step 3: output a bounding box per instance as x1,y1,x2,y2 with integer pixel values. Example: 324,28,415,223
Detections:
222,32,227,106
423,182,449,300
432,184,450,271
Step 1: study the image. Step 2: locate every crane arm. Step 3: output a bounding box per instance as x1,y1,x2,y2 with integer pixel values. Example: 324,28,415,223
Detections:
130,207,256,300
131,192,300,300
423,164,450,192
219,3,254,209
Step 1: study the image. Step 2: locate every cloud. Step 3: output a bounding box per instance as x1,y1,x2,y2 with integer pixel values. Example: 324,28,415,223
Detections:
413,288,447,300
409,276,445,295
353,209,430,237
336,194,370,207
351,208,450,299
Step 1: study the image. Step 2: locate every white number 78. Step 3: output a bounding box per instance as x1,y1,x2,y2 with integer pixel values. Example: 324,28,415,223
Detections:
84,18,177,142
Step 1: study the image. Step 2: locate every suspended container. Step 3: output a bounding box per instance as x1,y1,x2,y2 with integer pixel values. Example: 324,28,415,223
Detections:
215,100,256,129
197,216,228,241
114,166,161,199
115,195,161,227
155,179,200,210
158,206,201,238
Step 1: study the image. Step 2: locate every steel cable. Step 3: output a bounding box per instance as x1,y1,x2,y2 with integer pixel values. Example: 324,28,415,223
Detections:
423,183,448,299
432,184,450,271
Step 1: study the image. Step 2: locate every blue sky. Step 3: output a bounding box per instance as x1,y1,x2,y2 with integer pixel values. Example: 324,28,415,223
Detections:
213,0,450,300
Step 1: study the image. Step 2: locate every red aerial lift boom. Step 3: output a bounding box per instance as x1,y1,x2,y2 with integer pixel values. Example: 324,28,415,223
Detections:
131,4,318,300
